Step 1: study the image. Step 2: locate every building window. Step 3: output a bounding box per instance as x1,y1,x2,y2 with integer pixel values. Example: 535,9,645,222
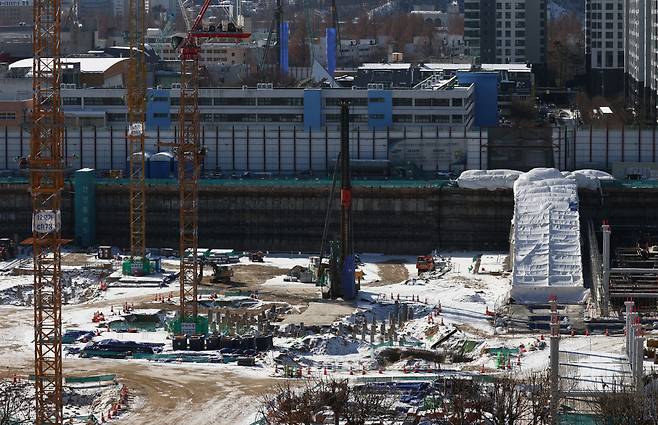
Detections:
393,98,412,106
62,97,81,105
84,97,124,106
452,114,463,124
214,97,256,106
415,114,432,123
257,97,303,106
107,113,126,122
452,98,463,107
257,113,303,122
393,114,412,123
415,98,431,107
0,112,17,120
431,98,450,107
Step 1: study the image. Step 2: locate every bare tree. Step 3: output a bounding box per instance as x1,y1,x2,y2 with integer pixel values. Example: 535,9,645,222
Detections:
525,371,552,425
259,378,394,425
342,384,395,425
590,378,656,425
0,380,34,425
259,380,322,425
442,378,484,425
483,375,528,425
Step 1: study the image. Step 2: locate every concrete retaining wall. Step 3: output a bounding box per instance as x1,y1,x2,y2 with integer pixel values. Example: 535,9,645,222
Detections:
2,182,656,254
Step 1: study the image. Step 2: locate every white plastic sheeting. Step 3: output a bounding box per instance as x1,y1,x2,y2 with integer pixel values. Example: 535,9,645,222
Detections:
457,169,615,191
511,168,587,304
563,169,614,190
456,169,523,190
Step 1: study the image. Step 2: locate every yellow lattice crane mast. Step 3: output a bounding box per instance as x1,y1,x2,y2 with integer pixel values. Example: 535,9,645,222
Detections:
30,0,65,420
127,0,147,261
173,3,250,326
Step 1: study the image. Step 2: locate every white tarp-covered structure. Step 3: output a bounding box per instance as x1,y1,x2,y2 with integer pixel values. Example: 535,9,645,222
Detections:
456,169,523,190
511,168,587,304
457,169,614,191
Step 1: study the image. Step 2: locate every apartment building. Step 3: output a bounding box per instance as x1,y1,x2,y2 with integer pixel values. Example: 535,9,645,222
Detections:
585,0,624,96
464,0,547,65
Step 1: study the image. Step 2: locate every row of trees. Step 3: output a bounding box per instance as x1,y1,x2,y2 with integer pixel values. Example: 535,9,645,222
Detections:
260,372,658,425
259,373,554,425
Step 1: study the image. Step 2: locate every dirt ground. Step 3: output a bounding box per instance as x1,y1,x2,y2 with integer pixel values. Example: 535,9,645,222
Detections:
0,299,278,425
199,264,321,304
368,261,409,287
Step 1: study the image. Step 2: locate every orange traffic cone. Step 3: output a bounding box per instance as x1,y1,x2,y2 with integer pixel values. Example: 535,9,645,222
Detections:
540,334,544,341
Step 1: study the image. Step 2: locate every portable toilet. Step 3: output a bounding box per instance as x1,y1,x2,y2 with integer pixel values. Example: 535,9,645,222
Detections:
125,152,151,179
150,151,175,179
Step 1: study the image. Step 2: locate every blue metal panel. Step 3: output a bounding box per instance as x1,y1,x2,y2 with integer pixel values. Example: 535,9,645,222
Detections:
326,28,336,77
146,88,171,130
73,168,96,248
279,22,289,75
456,71,498,127
367,89,392,129
341,255,356,300
303,89,322,130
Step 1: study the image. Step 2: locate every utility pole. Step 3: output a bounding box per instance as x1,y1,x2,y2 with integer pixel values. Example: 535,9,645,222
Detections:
549,295,560,425
602,223,611,316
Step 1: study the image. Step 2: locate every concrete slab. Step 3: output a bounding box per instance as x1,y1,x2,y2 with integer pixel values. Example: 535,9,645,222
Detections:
280,301,356,326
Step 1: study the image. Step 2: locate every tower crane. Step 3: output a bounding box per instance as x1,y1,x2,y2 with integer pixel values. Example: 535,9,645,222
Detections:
127,0,147,265
172,1,249,326
30,0,65,420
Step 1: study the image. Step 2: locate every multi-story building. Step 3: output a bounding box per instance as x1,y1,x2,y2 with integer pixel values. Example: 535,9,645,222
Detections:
464,0,547,65
585,0,625,96
54,82,475,130
624,1,655,121
0,0,31,26
146,29,250,65
355,62,534,118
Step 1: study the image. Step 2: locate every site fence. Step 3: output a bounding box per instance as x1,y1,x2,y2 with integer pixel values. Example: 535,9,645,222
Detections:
2,124,657,174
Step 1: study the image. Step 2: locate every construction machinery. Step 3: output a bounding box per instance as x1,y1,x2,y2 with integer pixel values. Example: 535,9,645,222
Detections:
249,251,265,262
127,0,148,273
416,255,436,273
30,0,65,419
171,0,249,328
318,102,357,300
208,262,234,283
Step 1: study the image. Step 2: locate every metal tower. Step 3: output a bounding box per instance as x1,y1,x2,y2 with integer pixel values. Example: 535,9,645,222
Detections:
31,0,64,419
127,0,147,260
177,49,201,322
173,0,249,322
